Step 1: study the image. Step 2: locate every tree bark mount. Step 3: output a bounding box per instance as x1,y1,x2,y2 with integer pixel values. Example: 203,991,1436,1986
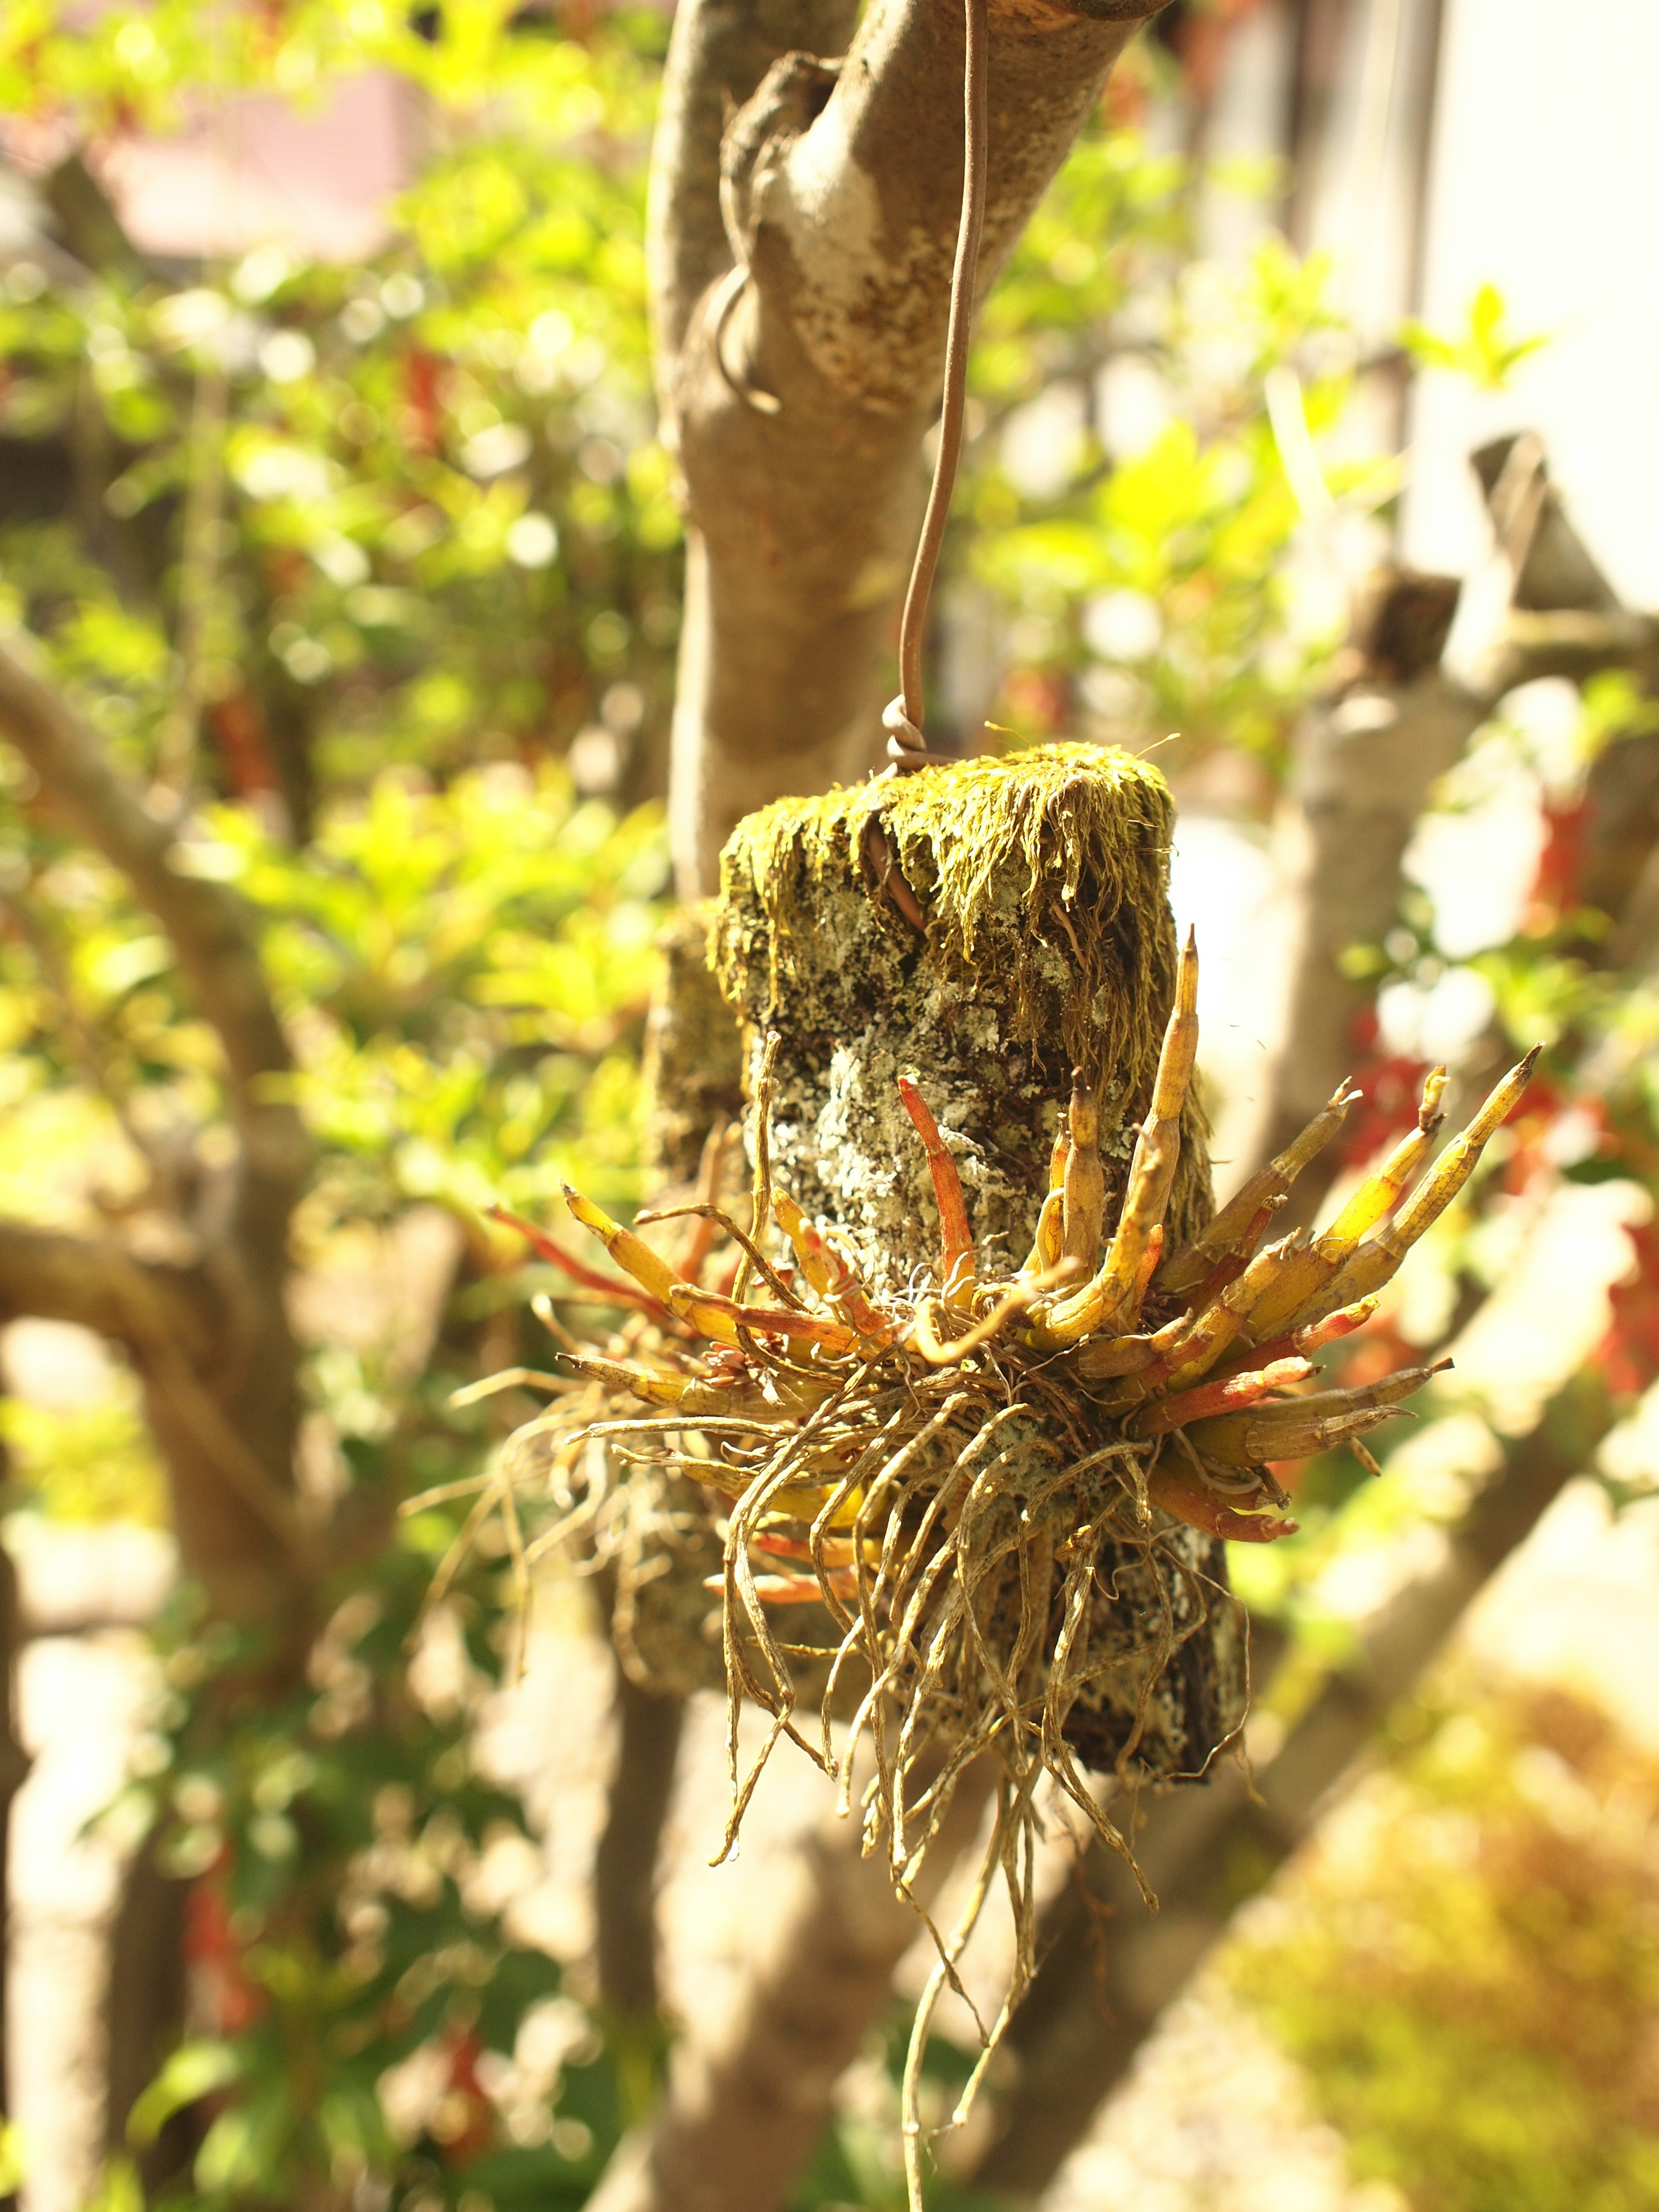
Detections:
651,0,1172,897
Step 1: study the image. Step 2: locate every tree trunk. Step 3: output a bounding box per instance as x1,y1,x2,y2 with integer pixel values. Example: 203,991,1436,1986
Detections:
595,1668,686,2033
652,0,1171,894
1244,441,1649,1222
587,1756,995,2212
102,1834,193,2188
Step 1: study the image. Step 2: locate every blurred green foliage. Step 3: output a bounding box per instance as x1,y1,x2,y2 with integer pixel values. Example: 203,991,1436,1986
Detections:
0,4,676,821
1230,1680,1659,2212
106,1529,621,2210
1402,281,1547,394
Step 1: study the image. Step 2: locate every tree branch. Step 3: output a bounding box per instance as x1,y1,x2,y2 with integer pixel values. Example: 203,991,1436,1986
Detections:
594,1665,685,2027
0,1217,208,1351
587,1758,996,2212
0,632,307,1221
648,0,862,373
655,0,1168,892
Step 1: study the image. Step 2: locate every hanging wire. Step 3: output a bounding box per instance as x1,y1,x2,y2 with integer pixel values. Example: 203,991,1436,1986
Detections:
884,0,989,771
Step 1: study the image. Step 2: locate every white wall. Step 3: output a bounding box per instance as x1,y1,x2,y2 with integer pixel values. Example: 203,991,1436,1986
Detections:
1401,0,1659,606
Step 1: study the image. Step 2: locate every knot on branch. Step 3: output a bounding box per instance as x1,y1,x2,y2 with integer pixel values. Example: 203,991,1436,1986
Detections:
718,52,841,270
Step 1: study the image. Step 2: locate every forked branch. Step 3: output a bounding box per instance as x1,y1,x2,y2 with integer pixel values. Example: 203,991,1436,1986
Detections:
0,633,307,1216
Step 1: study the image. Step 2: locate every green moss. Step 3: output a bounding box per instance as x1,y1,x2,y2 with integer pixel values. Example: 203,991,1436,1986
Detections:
718,743,1179,1091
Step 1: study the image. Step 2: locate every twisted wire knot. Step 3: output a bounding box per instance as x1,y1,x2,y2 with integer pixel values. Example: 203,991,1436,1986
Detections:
883,696,931,772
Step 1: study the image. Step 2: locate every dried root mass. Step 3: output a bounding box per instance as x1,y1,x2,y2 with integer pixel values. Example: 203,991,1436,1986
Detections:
426,938,1535,2205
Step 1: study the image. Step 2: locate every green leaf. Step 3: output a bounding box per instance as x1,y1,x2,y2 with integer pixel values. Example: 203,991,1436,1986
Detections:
126,2038,243,2147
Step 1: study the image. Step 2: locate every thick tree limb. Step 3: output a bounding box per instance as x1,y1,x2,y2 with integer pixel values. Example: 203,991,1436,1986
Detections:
595,1667,686,2027
0,1218,204,1351
587,1759,996,2212
968,1381,1604,2201
654,0,1169,892
0,632,311,1607
0,1217,312,1620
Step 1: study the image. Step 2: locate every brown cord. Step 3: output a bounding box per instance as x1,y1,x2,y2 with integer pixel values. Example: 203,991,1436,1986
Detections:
886,0,989,771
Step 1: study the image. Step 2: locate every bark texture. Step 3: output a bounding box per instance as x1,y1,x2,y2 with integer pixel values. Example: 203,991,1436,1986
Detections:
714,747,1211,1289
652,0,1169,893
594,1668,687,2027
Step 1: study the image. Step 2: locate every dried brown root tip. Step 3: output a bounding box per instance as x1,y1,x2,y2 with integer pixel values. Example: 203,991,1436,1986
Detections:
446,1368,574,1407
1147,1464,1298,1543
1352,1439,1384,1478
1130,1354,1314,1438
897,1073,976,1296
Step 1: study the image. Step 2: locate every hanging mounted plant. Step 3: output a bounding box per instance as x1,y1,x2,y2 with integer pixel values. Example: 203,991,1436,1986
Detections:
421,2,1540,2197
